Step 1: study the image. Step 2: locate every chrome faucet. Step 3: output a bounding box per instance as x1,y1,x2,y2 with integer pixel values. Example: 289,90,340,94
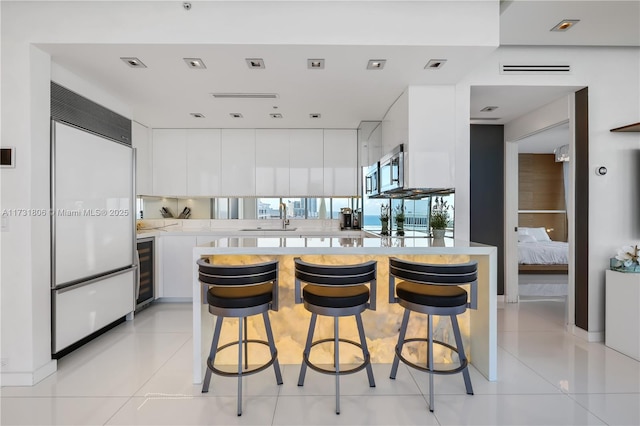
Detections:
279,202,290,229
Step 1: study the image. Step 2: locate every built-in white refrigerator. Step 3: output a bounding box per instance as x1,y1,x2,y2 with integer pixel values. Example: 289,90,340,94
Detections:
51,119,136,356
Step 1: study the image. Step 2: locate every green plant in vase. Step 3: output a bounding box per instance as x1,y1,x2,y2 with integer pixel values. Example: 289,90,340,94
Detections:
430,197,450,239
394,205,406,236
379,204,390,236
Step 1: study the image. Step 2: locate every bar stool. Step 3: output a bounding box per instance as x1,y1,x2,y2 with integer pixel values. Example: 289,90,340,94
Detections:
197,258,283,416
294,257,377,414
388,257,478,412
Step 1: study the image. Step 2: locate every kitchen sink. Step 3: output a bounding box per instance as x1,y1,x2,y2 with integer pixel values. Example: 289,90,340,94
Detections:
239,227,298,231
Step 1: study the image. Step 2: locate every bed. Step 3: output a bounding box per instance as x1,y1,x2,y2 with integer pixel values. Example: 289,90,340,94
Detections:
518,227,568,297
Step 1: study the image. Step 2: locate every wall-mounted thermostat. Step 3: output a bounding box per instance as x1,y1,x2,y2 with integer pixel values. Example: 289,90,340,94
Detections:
0,147,15,168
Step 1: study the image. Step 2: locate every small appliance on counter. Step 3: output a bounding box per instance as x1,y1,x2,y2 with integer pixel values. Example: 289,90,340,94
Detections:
339,207,353,230
352,209,362,230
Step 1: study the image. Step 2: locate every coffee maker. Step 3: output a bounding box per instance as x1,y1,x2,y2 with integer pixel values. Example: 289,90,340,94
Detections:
339,208,353,230
352,209,362,230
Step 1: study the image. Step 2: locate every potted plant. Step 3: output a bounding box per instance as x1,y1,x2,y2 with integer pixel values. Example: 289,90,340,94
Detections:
394,205,406,236
430,197,450,239
379,204,390,236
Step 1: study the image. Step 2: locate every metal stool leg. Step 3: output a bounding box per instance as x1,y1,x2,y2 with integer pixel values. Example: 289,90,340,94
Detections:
298,312,318,386
390,309,411,379
244,317,249,370
202,315,224,393
237,317,244,416
334,317,340,415
355,312,375,387
427,314,434,412
451,314,473,395
262,311,283,385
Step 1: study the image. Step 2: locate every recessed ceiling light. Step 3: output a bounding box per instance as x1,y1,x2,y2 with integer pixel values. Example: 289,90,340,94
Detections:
245,58,265,69
480,106,499,112
230,113,243,118
190,113,205,118
309,113,321,119
270,113,283,119
183,58,206,69
367,59,386,70
551,19,580,32
424,59,447,70
120,57,147,68
211,93,278,99
307,59,325,69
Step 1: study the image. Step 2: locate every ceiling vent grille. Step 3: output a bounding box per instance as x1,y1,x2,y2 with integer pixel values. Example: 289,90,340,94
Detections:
211,93,279,99
500,64,571,75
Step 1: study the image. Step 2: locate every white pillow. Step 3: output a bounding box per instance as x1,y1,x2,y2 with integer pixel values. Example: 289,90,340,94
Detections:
518,234,537,243
528,227,551,242
517,227,530,237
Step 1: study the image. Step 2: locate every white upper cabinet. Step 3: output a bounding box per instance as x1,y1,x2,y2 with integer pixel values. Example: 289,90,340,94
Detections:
187,129,221,196
255,129,290,196
152,129,187,196
132,121,152,195
221,129,256,196
323,129,358,196
289,129,324,196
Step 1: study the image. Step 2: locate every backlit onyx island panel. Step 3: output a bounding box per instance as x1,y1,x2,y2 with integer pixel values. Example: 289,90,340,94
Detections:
193,237,497,383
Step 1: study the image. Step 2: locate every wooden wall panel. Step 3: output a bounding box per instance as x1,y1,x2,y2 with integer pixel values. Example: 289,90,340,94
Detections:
518,153,567,242
518,154,565,210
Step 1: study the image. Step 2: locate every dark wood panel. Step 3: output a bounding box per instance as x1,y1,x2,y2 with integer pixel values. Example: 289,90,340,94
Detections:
575,87,589,330
519,264,568,274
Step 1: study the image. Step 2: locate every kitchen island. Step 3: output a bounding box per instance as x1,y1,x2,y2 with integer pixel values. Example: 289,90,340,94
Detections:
192,236,497,384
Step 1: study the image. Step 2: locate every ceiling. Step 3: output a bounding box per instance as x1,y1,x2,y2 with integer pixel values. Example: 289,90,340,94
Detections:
39,1,640,130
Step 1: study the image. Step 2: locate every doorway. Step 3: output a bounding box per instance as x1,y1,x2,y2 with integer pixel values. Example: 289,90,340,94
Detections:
471,85,588,331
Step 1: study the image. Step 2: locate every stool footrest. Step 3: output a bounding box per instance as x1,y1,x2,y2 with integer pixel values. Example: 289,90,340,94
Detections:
395,337,469,375
303,338,371,376
207,339,279,378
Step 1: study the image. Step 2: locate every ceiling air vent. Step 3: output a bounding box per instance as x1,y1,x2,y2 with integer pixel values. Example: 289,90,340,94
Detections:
500,64,571,75
211,93,279,99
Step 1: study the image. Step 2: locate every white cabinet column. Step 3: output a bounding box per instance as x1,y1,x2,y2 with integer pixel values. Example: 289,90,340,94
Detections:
132,121,152,196
152,129,187,196
256,129,290,196
221,129,256,196
187,129,221,196
290,129,323,196
323,129,357,196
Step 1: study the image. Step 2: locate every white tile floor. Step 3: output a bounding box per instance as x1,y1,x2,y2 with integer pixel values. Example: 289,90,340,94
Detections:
3,299,640,425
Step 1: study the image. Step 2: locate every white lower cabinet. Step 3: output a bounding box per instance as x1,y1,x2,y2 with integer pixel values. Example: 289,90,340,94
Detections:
161,235,197,299
605,269,640,361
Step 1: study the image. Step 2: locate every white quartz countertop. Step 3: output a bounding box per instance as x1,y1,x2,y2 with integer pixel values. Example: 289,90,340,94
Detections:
194,236,495,255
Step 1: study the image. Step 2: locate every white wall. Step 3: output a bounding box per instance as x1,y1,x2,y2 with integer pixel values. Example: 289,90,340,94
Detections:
457,46,640,336
0,0,499,384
